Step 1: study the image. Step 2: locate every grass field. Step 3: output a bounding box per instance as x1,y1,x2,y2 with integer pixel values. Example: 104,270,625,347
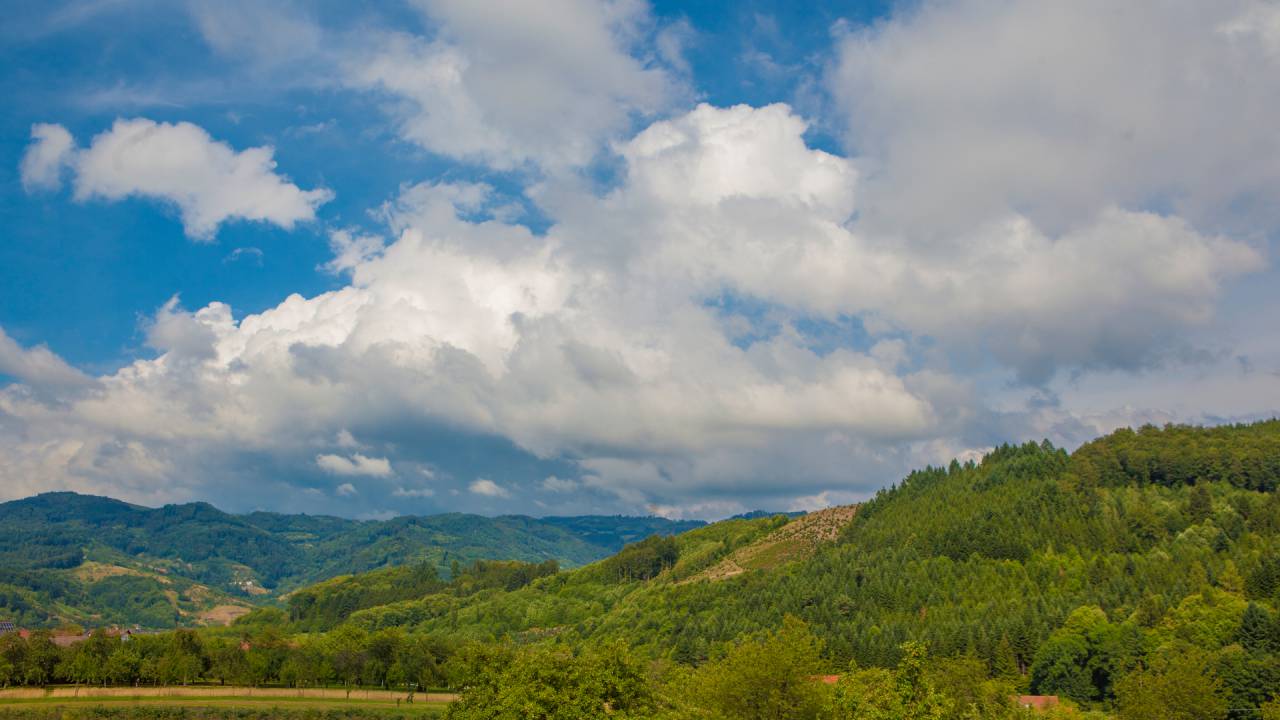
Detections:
0,688,452,720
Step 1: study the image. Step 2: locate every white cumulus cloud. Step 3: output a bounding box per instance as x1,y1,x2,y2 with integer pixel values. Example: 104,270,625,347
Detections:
469,478,510,498
393,486,435,498
324,230,385,275
21,118,332,240
828,0,1280,240
0,327,94,392
316,453,393,477
19,123,75,191
346,0,676,169
540,476,579,493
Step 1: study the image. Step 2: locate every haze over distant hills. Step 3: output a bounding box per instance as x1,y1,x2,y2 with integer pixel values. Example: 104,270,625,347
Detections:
0,491,702,628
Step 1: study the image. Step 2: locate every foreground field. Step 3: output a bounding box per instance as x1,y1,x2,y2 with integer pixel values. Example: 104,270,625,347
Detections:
0,688,451,720
0,688,455,704
0,708,441,720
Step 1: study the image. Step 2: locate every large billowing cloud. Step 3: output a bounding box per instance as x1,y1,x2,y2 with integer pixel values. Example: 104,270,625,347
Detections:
2,97,1272,516
821,0,1280,381
550,104,1262,384
3,0,1277,518
0,106,936,514
21,118,332,239
829,0,1280,239
184,0,681,172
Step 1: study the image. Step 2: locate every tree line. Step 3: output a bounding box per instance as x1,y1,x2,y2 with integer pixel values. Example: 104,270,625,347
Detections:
0,621,454,693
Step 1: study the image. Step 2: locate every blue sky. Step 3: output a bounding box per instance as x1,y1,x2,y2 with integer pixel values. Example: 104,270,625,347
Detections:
1,0,1277,519
0,0,882,368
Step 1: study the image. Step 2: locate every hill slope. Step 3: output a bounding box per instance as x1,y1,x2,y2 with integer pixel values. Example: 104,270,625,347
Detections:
0,493,702,627
314,420,1280,711
687,503,858,582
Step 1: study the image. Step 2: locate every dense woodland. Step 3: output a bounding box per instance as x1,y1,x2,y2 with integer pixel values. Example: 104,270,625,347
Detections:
1,421,1279,719
0,495,699,627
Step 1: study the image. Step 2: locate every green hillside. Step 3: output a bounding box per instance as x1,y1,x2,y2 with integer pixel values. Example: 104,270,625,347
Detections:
281,420,1280,716
0,494,701,628
340,513,788,638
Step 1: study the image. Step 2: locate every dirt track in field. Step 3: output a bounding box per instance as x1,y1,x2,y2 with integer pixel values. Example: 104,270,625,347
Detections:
0,687,457,704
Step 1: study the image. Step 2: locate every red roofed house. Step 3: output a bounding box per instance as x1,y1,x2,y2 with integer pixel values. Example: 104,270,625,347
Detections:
1016,695,1060,711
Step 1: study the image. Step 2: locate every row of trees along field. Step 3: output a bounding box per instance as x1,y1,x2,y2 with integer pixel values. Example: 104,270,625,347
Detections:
0,421,1277,719
2,614,1278,720
0,616,455,692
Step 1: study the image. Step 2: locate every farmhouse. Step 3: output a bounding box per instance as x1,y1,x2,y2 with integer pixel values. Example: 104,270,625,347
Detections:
1016,695,1060,710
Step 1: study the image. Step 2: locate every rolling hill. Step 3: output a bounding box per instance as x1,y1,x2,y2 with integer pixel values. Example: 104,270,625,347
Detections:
287,420,1280,713
0,492,702,628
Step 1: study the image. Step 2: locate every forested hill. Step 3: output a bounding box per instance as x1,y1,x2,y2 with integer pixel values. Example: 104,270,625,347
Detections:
0,492,701,627
301,420,1280,715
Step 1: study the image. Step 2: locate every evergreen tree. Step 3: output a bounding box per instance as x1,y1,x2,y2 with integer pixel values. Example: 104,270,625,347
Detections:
1240,603,1275,653
1189,485,1213,523
991,635,1019,681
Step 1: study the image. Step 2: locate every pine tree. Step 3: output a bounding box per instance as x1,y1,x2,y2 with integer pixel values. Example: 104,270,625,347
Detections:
1239,603,1274,653
1189,485,1213,523
991,635,1019,681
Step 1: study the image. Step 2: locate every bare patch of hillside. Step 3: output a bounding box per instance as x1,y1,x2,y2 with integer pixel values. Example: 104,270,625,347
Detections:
684,504,858,583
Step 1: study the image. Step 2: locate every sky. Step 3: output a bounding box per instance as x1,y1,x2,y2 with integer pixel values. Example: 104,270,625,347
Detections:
1,0,1278,521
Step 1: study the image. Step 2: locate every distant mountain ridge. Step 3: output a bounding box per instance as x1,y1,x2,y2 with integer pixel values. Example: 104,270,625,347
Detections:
728,509,807,521
0,491,703,627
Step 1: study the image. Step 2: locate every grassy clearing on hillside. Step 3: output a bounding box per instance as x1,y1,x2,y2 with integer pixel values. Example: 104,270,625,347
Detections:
686,504,859,581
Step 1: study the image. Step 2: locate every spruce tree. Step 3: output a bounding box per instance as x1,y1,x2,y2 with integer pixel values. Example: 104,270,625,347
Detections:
1239,603,1274,653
